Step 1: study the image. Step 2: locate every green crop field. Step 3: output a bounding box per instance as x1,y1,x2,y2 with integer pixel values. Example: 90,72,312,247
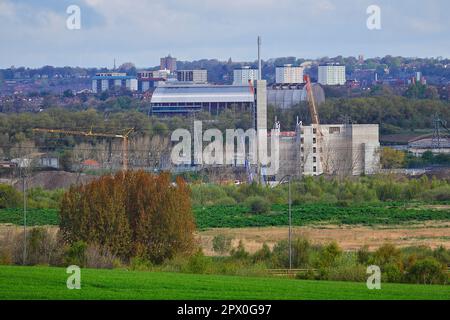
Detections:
0,266,448,300
1,202,449,229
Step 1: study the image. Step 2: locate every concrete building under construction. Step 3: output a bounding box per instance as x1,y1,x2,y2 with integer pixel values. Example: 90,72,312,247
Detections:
274,122,380,179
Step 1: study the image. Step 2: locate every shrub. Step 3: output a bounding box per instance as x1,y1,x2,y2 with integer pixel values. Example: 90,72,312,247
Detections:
383,263,404,283
85,245,118,269
0,184,21,209
215,197,237,206
292,237,311,268
317,242,342,268
433,246,450,265
212,234,233,255
406,258,448,285
230,240,249,260
423,186,450,201
253,243,272,263
357,245,371,265
0,229,14,265
327,264,367,282
185,250,211,274
64,241,87,267
245,196,271,214
372,243,402,267
13,227,59,266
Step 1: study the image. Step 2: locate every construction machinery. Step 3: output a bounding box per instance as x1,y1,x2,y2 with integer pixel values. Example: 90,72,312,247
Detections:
303,74,323,175
32,127,134,171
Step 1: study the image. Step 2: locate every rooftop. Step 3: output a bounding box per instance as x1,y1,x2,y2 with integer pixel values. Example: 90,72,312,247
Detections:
151,84,254,104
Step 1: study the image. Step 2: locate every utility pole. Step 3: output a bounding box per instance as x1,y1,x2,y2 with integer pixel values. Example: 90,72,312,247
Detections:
288,175,292,270
278,175,293,270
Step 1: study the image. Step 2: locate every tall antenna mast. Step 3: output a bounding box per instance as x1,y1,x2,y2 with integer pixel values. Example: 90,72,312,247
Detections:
257,36,262,80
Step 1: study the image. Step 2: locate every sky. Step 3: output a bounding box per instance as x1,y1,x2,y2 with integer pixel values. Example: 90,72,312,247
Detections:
0,0,449,68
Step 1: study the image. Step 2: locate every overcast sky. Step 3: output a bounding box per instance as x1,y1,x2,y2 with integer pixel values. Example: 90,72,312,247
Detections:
0,0,449,68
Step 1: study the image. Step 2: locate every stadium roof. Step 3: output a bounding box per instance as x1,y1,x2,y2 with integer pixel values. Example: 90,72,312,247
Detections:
151,85,254,104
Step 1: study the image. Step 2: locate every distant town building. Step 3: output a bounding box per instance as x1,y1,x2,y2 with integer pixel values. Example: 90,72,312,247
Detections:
275,64,304,84
91,73,137,93
160,55,177,73
176,70,208,83
138,70,170,80
233,67,259,85
318,64,346,86
136,71,166,92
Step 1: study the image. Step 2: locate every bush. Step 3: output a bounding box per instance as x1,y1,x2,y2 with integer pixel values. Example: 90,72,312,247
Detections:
230,240,249,260
0,229,14,265
214,197,237,206
130,256,153,271
423,186,450,201
64,241,87,267
253,243,272,263
372,243,402,267
245,196,271,214
357,245,371,265
13,227,60,266
212,234,233,255
85,245,118,269
383,263,404,283
327,264,367,282
292,237,311,268
317,242,342,268
185,250,211,274
0,184,21,209
406,258,448,285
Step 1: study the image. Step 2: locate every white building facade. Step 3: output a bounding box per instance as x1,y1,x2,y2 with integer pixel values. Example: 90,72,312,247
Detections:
275,64,304,84
318,64,346,85
233,67,259,85
176,70,208,83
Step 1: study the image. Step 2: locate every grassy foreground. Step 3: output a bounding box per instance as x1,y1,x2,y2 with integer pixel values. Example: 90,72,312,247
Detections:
0,266,448,300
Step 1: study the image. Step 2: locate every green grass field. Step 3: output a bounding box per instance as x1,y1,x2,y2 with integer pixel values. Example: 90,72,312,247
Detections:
0,266,448,300
1,202,449,229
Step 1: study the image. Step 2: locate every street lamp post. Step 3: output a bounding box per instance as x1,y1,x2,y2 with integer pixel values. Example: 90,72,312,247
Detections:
288,176,292,270
278,175,292,270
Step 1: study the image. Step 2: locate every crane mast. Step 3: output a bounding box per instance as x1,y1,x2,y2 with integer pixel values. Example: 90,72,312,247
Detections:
303,74,323,175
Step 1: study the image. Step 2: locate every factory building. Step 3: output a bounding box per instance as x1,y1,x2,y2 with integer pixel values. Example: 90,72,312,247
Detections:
150,84,255,114
275,64,304,84
233,67,259,85
176,70,208,83
318,64,346,86
91,73,138,93
267,83,325,109
275,123,380,179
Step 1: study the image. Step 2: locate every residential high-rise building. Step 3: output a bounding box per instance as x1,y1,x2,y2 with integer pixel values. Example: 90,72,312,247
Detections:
233,66,259,85
176,70,208,83
318,64,346,86
275,64,304,84
160,54,177,73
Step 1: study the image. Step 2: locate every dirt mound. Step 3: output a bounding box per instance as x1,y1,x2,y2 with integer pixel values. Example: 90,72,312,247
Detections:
13,171,96,190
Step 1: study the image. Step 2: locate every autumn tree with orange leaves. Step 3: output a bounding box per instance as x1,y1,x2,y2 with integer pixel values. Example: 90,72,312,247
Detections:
59,171,196,263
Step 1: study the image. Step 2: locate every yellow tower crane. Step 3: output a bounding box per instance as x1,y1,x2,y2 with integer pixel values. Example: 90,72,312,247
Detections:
32,127,134,171
303,74,324,175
